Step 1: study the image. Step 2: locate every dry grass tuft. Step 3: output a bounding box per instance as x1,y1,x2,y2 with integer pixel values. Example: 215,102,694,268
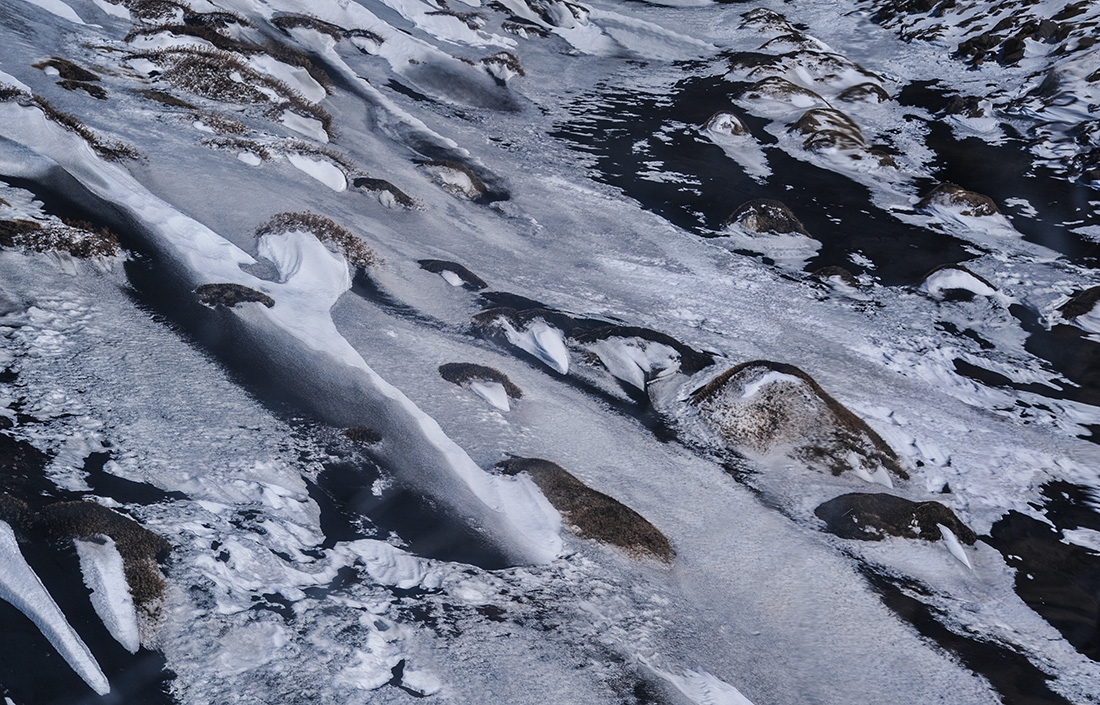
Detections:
271,13,385,46
109,0,187,22
33,57,100,83
202,137,272,161
498,458,673,562
132,47,333,134
0,218,121,258
0,83,139,161
137,88,196,109
257,211,380,268
191,110,248,135
481,51,525,76
38,501,171,610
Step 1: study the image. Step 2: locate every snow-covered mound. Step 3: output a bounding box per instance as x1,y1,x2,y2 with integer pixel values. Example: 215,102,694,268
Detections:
691,361,906,486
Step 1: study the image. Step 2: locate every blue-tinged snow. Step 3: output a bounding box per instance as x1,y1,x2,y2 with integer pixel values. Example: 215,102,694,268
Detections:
74,535,141,654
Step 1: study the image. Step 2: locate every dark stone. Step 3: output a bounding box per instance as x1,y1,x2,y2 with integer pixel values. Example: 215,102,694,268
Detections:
498,458,673,561
917,183,999,217
352,177,415,208
837,82,890,103
418,259,488,289
1059,286,1100,319
343,426,382,445
811,266,860,287
195,283,275,308
815,492,976,543
439,362,523,398
723,199,810,236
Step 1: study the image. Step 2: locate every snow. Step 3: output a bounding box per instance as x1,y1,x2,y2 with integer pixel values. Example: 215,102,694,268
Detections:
1062,528,1100,554
279,110,328,142
937,524,973,570
920,268,1004,303
91,0,130,19
19,0,85,24
469,380,510,411
0,521,110,695
248,54,327,103
74,535,141,654
648,664,756,705
588,337,679,390
501,318,570,375
285,153,347,191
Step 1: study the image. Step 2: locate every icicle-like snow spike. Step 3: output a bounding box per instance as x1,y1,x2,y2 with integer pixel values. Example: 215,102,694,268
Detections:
870,467,894,488
0,521,110,694
75,535,141,653
938,523,972,570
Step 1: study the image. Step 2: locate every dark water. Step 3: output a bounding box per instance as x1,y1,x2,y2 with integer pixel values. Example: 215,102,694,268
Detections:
551,73,975,285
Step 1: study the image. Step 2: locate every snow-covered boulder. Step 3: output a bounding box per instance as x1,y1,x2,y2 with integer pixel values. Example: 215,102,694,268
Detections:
439,362,523,411
917,183,999,217
474,308,573,375
1058,285,1100,333
702,110,750,137
838,82,890,103
497,458,673,562
723,199,809,236
919,264,1000,301
691,361,907,483
814,492,976,545
790,108,865,152
418,259,488,290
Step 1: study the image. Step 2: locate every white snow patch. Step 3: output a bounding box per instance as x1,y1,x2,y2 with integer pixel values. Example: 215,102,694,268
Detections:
649,664,755,705
285,153,347,191
342,539,444,590
719,226,822,271
1063,528,1100,553
237,151,262,166
589,337,679,390
439,269,464,287
249,54,327,103
920,268,1003,303
280,110,328,142
0,70,33,94
19,0,84,24
470,380,510,411
74,535,140,653
502,318,570,374
938,524,972,570
0,521,109,694
91,0,129,19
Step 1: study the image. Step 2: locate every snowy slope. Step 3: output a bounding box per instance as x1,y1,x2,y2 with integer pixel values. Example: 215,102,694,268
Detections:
0,0,1099,703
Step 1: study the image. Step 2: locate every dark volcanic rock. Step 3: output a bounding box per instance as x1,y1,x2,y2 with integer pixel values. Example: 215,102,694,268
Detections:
692,360,907,480
917,183,999,217
498,457,673,561
815,492,976,543
195,283,275,308
738,77,827,107
1059,286,1100,319
439,362,523,398
352,177,416,208
811,266,861,287
723,199,810,236
702,109,749,136
418,259,488,289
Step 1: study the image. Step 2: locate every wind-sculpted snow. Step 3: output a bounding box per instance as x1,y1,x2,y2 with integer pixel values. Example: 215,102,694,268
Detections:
3,0,1100,702
0,520,110,695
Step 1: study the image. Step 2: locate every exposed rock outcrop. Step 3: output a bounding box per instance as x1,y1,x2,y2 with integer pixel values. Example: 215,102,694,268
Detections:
497,458,673,561
917,183,999,217
722,199,809,236
692,361,907,482
814,492,976,544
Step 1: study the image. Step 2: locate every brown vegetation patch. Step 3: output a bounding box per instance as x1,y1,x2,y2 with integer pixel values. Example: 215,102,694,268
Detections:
501,19,550,39
109,0,187,21
191,110,248,135
723,199,809,235
343,426,382,445
815,492,976,544
1059,286,1100,320
739,77,826,105
426,6,487,30
33,58,100,83
138,88,196,109
0,218,120,258
0,492,31,533
838,82,890,103
0,84,139,160
202,137,272,161
692,360,907,480
195,283,274,308
497,458,673,561
917,182,999,217
417,259,487,289
39,501,171,609
790,108,865,146
353,178,416,208
439,363,523,398
133,47,333,134
256,212,380,268
482,51,525,76
271,13,385,46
